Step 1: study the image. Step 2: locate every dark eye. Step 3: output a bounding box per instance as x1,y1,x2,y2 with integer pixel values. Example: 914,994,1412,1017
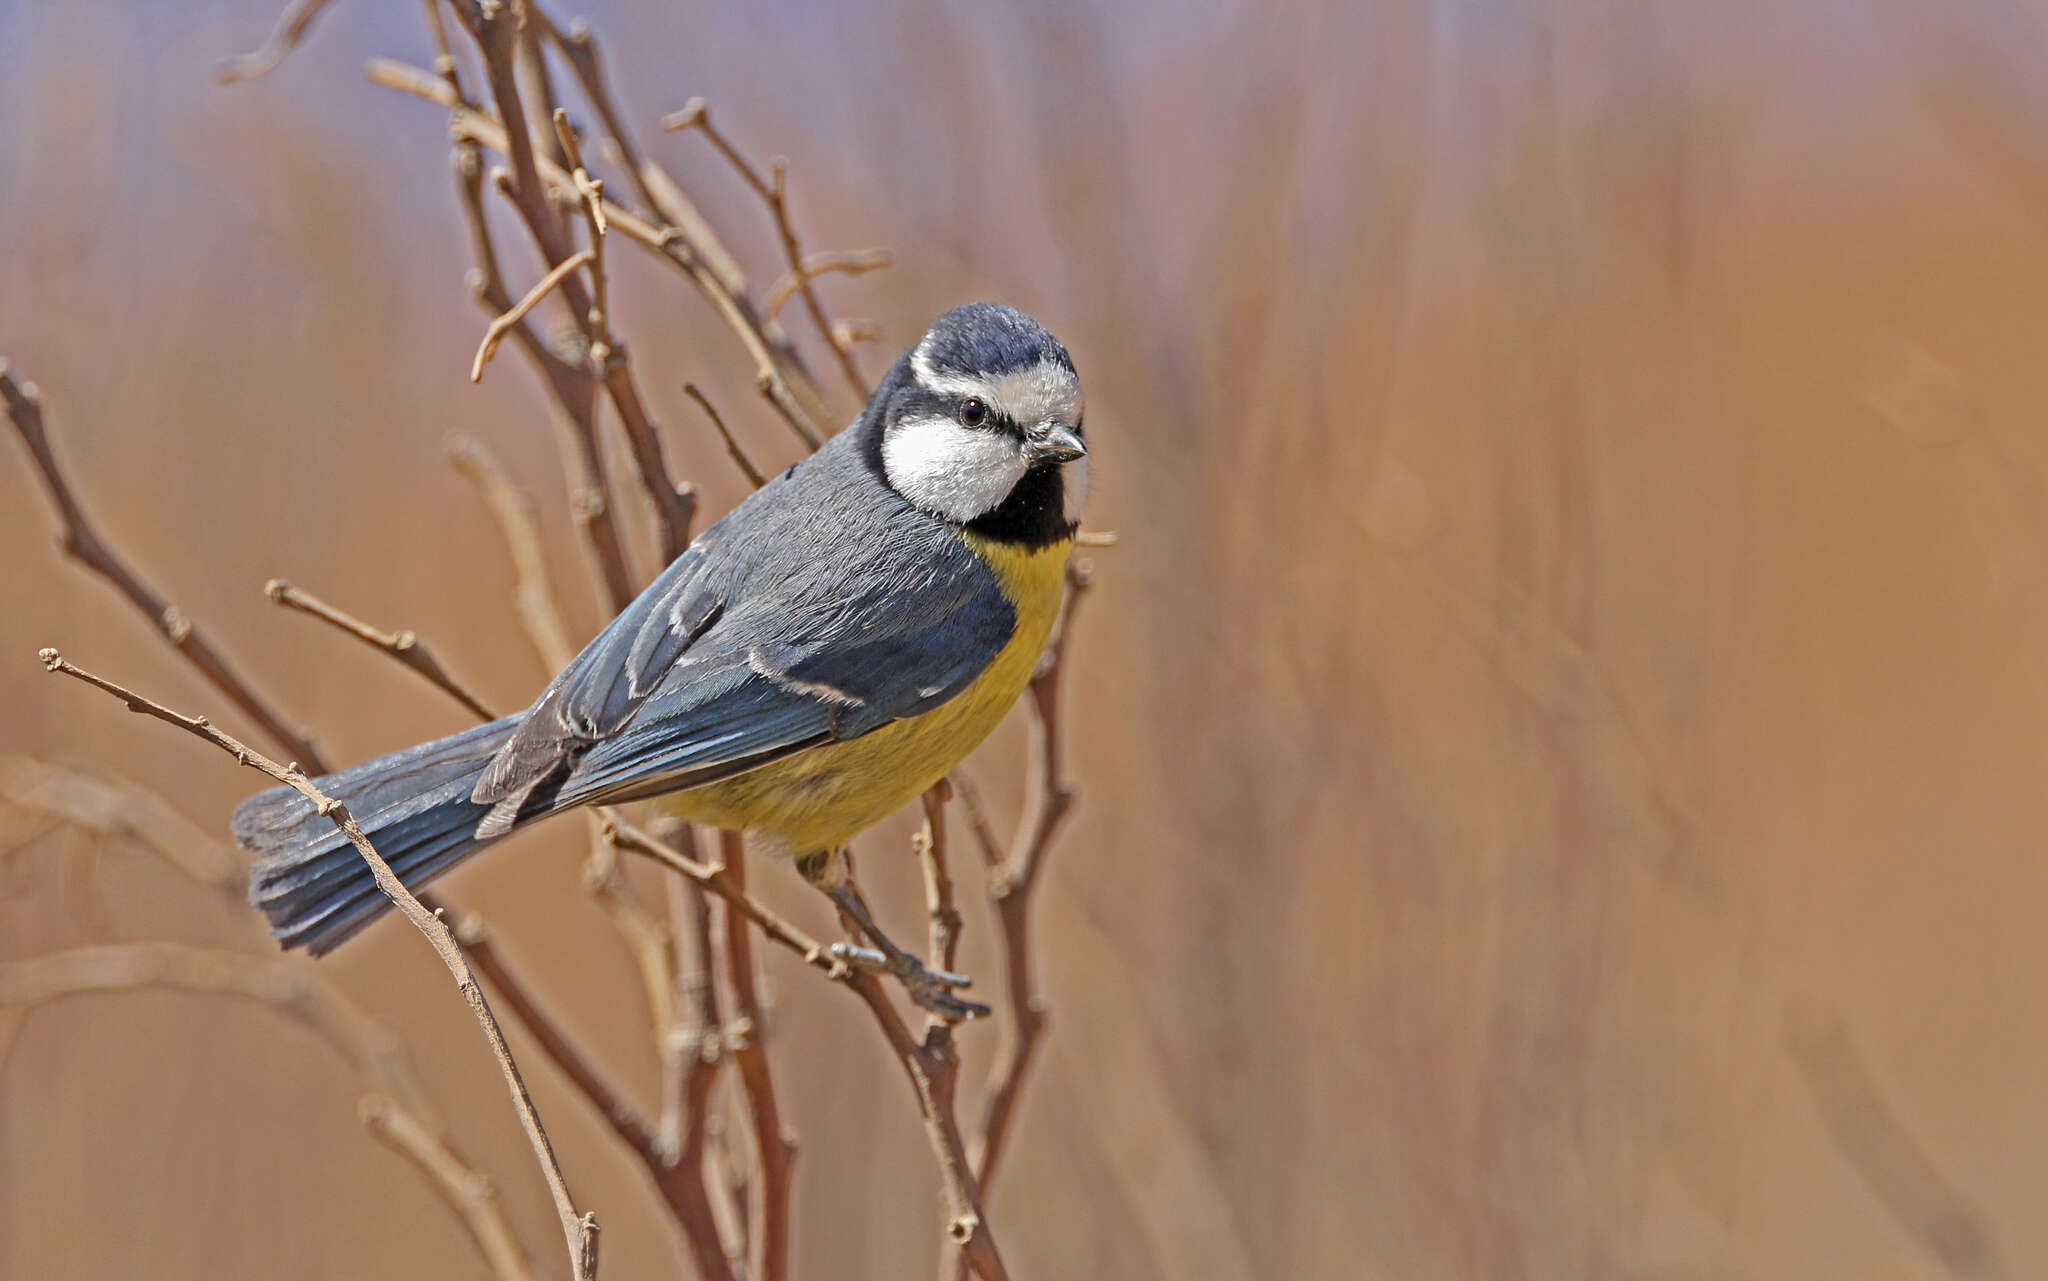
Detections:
958,397,990,428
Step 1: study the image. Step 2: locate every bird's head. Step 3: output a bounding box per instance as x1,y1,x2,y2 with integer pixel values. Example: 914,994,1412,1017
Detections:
867,302,1087,543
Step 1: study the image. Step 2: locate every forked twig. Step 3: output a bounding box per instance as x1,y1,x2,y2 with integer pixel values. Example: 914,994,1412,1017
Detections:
664,99,875,403
472,250,596,383
37,651,599,1280
766,250,894,327
550,108,698,564
265,579,499,721
367,57,831,449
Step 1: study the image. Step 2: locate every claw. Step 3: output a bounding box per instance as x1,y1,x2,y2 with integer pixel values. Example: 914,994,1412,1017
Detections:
825,884,990,1021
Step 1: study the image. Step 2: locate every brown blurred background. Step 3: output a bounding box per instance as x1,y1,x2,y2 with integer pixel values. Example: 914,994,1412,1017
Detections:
7,1,2048,1277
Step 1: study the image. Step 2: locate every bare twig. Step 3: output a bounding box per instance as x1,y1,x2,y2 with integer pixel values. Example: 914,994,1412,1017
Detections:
452,913,662,1171
917,784,963,975
368,57,831,449
657,917,737,1281
579,817,679,1041
947,773,1008,872
0,942,535,1281
2,366,326,770
524,7,828,417
684,384,768,490
214,0,338,84
264,579,499,721
38,651,599,1280
664,100,874,403
473,250,597,383
447,435,579,673
1786,1002,2011,1279
848,979,1011,1281
766,249,894,327
438,58,634,617
0,757,243,900
601,818,840,979
550,108,698,564
714,832,794,1281
834,318,884,348
0,941,431,1115
362,1094,538,1281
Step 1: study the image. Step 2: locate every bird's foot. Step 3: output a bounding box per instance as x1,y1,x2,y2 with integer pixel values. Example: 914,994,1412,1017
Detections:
824,883,989,1021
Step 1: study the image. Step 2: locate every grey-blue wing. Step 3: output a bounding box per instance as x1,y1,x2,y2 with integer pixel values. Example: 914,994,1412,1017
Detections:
472,442,1017,823
550,581,1014,808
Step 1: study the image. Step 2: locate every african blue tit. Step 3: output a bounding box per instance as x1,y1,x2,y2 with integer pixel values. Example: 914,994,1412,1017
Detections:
234,302,1088,1012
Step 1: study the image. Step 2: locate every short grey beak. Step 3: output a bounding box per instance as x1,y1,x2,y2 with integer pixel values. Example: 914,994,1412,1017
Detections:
1024,424,1087,466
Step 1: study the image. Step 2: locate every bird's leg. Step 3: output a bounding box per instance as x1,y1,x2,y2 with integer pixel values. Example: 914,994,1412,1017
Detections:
798,849,989,1021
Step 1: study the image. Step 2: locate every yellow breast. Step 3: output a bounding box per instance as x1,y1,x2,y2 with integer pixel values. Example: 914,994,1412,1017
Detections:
663,533,1071,854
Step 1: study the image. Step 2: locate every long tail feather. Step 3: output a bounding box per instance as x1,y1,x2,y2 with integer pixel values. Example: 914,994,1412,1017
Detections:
235,715,524,955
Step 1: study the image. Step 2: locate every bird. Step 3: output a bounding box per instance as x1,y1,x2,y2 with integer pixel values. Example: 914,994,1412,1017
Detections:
232,301,1088,1017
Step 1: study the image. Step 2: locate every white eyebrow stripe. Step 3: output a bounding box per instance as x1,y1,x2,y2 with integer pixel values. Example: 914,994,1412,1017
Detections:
911,341,987,399
912,336,1085,428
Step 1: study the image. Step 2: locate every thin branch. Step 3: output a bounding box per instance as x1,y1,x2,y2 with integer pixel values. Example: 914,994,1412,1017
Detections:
452,913,663,1171
0,941,433,1117
683,384,768,490
38,651,599,1280
765,250,893,327
269,552,687,1216
659,824,716,1159
214,0,339,84
663,100,873,403
437,55,635,617
947,773,1007,872
447,435,579,672
600,818,840,979
715,832,794,1281
264,579,499,721
834,318,884,348
362,1094,538,1281
2,365,326,771
368,58,830,450
473,249,597,383
0,757,244,901
515,10,834,434
550,108,698,564
658,913,738,1281
846,979,1011,1281
527,4,827,406
0,943,534,1281
579,815,679,1043
917,784,963,975
459,4,661,605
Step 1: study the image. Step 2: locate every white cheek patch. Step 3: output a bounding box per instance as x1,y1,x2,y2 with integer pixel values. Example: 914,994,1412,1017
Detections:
1062,453,1090,527
882,413,1029,523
